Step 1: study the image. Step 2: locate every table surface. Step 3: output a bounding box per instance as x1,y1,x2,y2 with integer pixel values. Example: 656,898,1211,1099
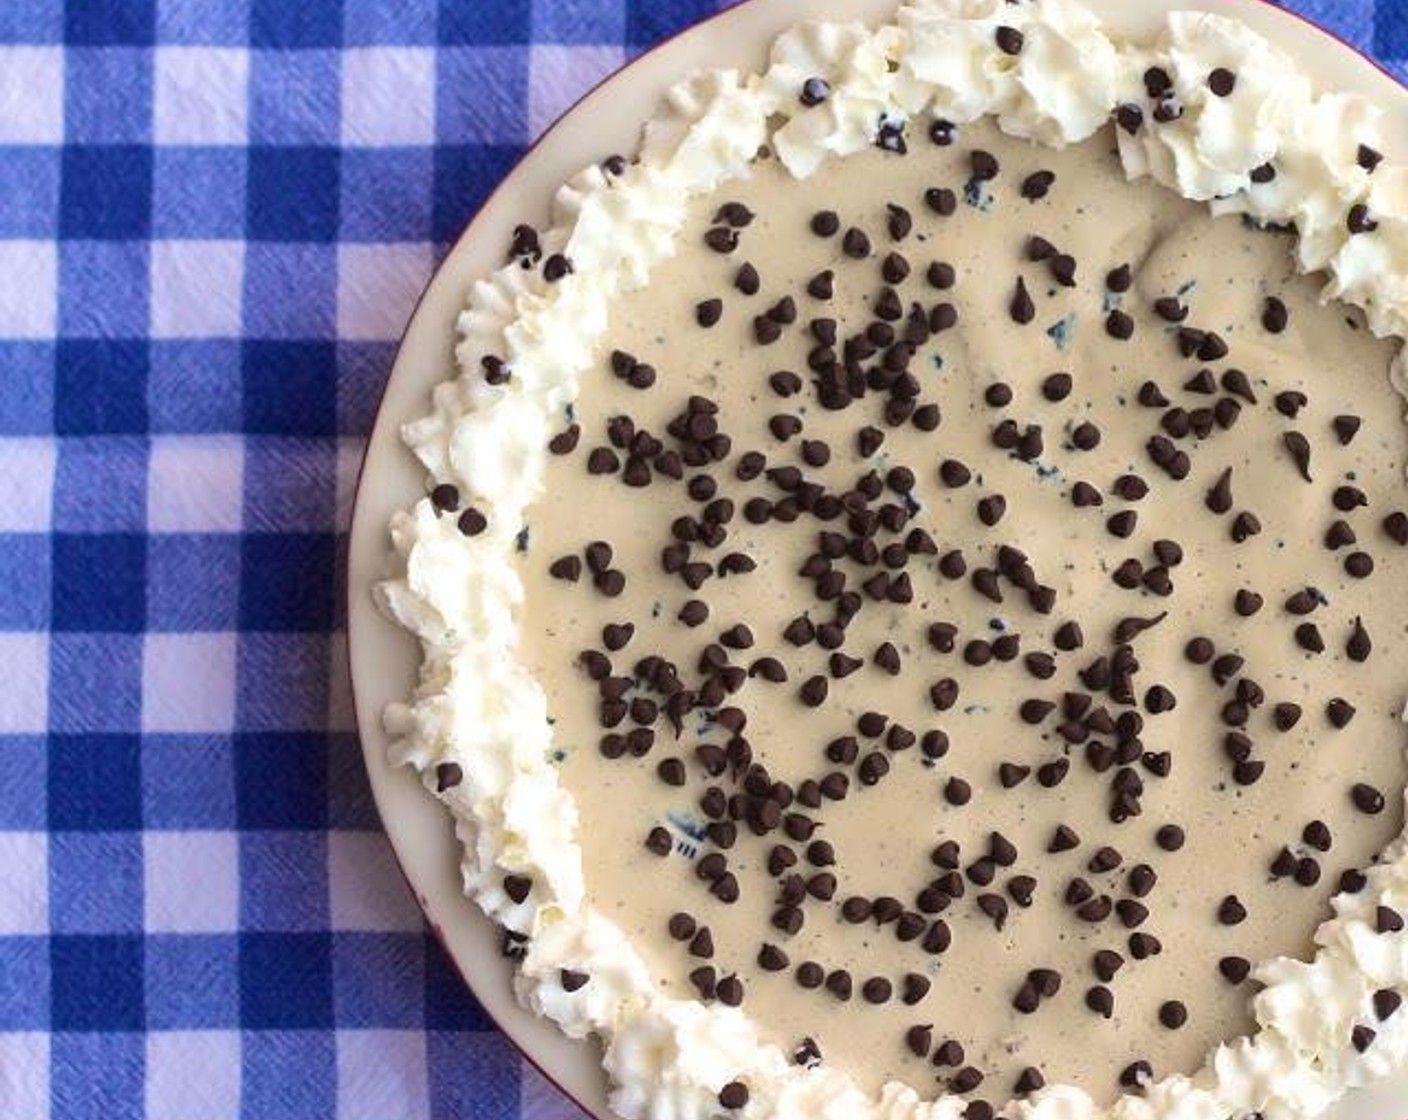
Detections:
0,1,1405,1118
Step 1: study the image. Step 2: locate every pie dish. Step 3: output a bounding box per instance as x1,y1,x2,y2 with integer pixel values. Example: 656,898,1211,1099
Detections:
352,2,1408,1120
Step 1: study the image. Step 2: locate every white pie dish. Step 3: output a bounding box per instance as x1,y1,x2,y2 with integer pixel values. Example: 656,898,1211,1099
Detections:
345,2,1408,1116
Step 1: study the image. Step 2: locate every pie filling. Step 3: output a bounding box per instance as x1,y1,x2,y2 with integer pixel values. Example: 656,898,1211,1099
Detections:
508,118,1408,1104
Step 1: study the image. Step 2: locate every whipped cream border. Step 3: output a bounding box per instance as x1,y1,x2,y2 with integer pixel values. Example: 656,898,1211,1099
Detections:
374,2,1408,1117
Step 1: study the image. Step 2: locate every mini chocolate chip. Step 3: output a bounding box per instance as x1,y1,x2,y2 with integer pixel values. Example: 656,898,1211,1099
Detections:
1353,783,1386,815
1348,616,1373,662
976,494,1006,526
1159,1000,1189,1030
1010,277,1035,325
1348,204,1379,234
1106,310,1134,340
843,227,871,258
1283,431,1313,482
799,76,832,106
1272,702,1302,731
718,1081,749,1110
435,762,463,792
1328,698,1357,728
1049,825,1080,853
1156,824,1185,852
1218,895,1248,925
1208,67,1237,96
1021,170,1055,201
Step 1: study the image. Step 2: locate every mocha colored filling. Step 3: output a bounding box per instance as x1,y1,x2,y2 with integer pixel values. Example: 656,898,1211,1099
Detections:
500,117,1408,1103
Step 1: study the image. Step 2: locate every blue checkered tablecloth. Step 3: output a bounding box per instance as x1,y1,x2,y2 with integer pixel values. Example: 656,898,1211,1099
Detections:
0,1,1404,1118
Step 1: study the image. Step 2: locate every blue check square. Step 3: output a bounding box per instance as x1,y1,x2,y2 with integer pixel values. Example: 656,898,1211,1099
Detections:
433,144,520,244
0,147,61,237
250,0,342,48
248,52,341,147
49,734,142,831
239,931,333,1028
64,48,153,144
0,342,55,434
59,146,152,240
333,933,426,1028
64,0,155,45
52,437,149,534
237,533,337,632
239,831,329,931
146,534,242,631
235,633,332,731
0,735,47,830
340,147,435,242
50,1032,146,1120
532,0,628,44
436,0,531,46
625,0,718,46
155,0,253,46
246,146,340,241
0,1,62,42
1380,12,1408,58
58,241,151,340
147,341,245,434
0,936,49,1028
0,534,51,629
327,731,380,830
234,732,328,830
55,339,149,436
428,1029,522,1119
425,938,495,1031
242,438,335,531
436,49,530,145
242,1030,337,1119
240,340,337,436
141,734,237,831
144,933,239,1028
152,147,248,239
48,635,144,734
337,341,396,436
241,242,337,339
51,934,145,1030
49,832,144,934
51,533,146,632
344,0,435,45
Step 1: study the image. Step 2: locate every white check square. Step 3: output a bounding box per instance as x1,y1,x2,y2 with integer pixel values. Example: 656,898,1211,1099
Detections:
144,831,238,934
336,242,432,342
0,242,57,339
142,632,237,734
0,635,48,735
340,48,436,147
337,1031,427,1120
153,48,249,146
150,240,244,339
147,1032,240,1120
0,833,47,936
0,48,63,144
147,435,244,534
0,1033,48,1120
0,438,57,532
528,45,624,139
